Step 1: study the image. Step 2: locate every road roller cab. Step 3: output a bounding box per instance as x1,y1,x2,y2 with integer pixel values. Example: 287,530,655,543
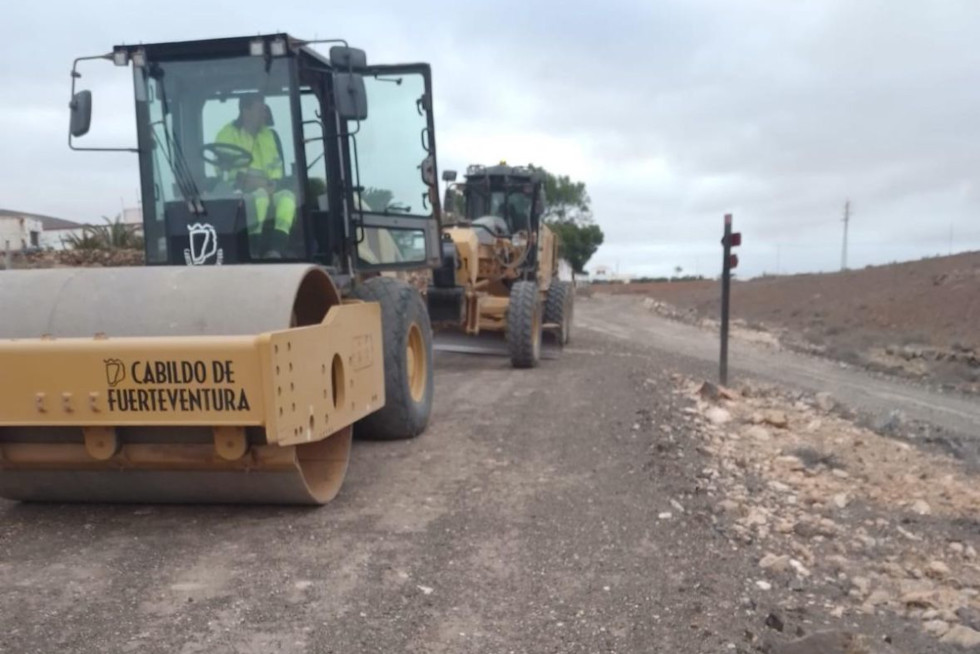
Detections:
0,34,442,505
69,34,443,273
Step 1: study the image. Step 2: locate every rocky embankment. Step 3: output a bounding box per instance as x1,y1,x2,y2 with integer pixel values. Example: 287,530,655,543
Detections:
681,377,980,652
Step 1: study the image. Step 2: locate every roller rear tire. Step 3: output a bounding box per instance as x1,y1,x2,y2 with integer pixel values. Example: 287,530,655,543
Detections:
350,277,434,440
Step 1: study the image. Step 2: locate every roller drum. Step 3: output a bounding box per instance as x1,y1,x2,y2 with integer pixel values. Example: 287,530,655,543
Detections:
0,265,352,505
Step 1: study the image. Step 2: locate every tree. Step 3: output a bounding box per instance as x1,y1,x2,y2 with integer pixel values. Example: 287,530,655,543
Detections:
361,187,393,212
549,221,604,280
528,165,604,279
529,165,592,223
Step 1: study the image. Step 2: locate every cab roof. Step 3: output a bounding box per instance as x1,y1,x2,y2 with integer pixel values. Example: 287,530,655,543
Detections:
464,163,544,183
112,33,331,66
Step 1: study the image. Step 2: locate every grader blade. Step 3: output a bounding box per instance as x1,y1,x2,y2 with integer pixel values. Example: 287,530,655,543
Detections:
0,266,384,505
432,330,560,359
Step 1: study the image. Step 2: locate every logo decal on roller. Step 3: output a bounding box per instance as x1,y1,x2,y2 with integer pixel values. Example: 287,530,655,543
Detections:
184,223,224,266
104,359,126,387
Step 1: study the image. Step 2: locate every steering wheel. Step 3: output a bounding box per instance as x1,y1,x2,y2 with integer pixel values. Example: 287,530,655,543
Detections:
201,143,253,172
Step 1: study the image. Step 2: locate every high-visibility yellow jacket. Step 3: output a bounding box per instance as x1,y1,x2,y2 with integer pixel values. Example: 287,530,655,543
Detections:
215,122,284,181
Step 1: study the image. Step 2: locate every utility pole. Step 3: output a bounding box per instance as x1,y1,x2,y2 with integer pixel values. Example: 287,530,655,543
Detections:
841,199,851,271
949,222,954,256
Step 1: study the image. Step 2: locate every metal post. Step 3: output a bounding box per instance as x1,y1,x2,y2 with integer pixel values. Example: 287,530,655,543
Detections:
720,214,732,386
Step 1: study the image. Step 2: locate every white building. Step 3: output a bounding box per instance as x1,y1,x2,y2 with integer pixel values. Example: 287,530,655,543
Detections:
589,265,632,284
38,218,88,250
0,207,144,252
557,258,573,282
0,211,46,252
119,206,143,225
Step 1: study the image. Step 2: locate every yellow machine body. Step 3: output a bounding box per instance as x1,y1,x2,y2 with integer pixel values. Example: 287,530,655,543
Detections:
440,222,559,336
0,265,385,504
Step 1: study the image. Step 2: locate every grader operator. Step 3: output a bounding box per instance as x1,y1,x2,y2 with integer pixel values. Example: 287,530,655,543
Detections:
427,163,573,368
0,33,444,505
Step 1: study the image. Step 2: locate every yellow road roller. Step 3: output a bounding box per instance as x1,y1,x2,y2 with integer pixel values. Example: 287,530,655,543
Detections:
0,33,444,504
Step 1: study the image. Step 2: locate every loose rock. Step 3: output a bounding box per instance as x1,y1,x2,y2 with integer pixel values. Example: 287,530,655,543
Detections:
925,561,951,579
759,553,791,573
851,576,872,597
705,406,732,425
744,507,769,527
865,589,891,607
910,499,932,516
940,625,980,648
763,410,790,429
765,611,785,632
745,425,772,442
814,392,835,411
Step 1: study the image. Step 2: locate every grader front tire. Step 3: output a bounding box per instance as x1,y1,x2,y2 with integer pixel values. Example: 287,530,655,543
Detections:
351,277,434,440
507,280,542,369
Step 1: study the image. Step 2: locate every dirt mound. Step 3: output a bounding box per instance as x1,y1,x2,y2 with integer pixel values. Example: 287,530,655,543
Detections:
600,252,980,392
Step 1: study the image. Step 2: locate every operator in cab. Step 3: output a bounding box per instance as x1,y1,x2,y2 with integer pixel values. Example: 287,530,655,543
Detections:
215,93,295,258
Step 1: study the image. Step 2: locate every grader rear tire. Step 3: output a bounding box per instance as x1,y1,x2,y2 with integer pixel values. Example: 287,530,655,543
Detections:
507,280,542,368
351,277,434,440
544,281,574,345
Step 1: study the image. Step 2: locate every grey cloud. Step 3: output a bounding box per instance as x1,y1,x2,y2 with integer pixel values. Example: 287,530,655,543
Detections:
2,0,980,277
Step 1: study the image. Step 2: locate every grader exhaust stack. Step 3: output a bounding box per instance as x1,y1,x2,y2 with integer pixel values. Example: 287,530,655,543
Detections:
0,34,444,504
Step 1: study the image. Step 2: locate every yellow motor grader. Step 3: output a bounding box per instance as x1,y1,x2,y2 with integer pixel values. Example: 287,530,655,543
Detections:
426,163,573,367
0,33,446,504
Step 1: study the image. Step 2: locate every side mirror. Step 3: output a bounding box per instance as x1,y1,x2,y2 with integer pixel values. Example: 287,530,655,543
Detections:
420,154,436,187
333,73,368,121
443,189,455,215
69,90,92,138
442,169,457,182
329,46,367,70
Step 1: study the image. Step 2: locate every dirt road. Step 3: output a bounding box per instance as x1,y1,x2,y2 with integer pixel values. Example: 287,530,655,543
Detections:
0,294,976,653
579,294,980,458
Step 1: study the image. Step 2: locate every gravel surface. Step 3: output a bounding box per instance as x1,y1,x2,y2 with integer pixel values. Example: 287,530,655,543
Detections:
0,295,976,653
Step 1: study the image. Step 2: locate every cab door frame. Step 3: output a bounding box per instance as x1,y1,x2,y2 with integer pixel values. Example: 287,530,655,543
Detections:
342,63,443,272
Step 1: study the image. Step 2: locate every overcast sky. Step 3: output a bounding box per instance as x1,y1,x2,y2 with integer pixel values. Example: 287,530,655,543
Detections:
4,1,980,278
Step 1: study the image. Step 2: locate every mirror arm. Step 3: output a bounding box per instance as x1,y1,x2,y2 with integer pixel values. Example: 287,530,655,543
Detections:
69,52,140,153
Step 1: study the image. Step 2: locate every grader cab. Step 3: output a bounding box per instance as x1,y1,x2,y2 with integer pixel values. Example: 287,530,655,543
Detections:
0,33,443,504
428,163,573,368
